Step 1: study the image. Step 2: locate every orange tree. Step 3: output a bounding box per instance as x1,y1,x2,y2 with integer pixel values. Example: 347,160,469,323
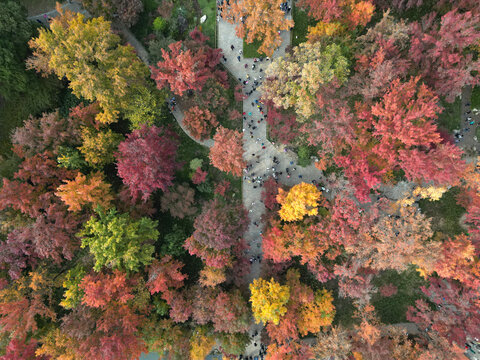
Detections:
221,0,294,56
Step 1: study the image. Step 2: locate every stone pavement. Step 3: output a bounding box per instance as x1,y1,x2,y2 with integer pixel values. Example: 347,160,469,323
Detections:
27,1,89,23
217,3,328,358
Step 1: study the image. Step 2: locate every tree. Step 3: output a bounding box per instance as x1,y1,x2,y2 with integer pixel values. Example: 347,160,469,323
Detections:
409,9,480,102
0,337,47,360
212,289,250,333
160,183,197,219
342,77,468,201
79,270,136,309
209,126,245,176
265,101,300,144
277,182,323,222
77,207,157,271
183,106,218,140
189,326,216,360
199,266,227,287
221,0,294,56
217,332,251,356
146,256,187,295
265,270,335,344
27,7,149,124
184,198,248,268
0,270,57,339
262,176,281,211
141,319,191,360
81,0,144,27
313,326,353,359
55,172,114,212
150,29,225,96
78,303,147,360
191,78,230,117
11,111,83,158
34,327,78,360
297,0,375,29
1,201,83,266
123,86,169,130
151,41,211,95
60,265,87,310
261,42,350,120
0,1,32,101
249,277,290,325
78,127,123,168
407,278,480,346
369,204,440,273
434,234,480,290
116,125,179,201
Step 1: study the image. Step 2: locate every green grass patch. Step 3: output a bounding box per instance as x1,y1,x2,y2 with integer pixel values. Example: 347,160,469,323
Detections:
372,267,427,324
243,38,263,58
471,85,480,109
418,187,466,238
292,5,315,47
437,96,461,131
197,0,216,46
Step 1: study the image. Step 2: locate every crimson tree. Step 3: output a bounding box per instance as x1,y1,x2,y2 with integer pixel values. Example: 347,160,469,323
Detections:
116,125,179,201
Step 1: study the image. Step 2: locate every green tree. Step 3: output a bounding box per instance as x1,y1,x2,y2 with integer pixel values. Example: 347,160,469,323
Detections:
60,264,86,309
123,86,168,130
77,207,158,271
27,7,149,124
0,1,32,100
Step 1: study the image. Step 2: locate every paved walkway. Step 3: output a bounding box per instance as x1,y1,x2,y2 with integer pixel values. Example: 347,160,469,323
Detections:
217,3,329,358
27,1,89,23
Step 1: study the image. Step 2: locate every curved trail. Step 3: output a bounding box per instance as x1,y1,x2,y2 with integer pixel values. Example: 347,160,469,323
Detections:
28,1,212,148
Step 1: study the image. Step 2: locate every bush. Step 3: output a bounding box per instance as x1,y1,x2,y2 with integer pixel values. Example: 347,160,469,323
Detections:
153,16,168,34
297,145,316,166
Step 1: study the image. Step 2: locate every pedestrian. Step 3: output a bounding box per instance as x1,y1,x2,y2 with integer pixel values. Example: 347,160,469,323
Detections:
237,55,241,61
244,63,248,69
231,44,235,50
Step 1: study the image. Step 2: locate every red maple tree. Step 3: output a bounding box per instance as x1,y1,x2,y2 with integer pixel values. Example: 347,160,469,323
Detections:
116,125,179,201
209,126,245,176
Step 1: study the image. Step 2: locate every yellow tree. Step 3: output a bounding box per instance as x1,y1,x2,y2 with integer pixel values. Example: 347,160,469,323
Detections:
277,182,322,222
260,42,350,120
78,127,123,168
298,288,335,335
189,326,216,360
250,277,290,325
55,171,114,212
27,5,149,124
221,0,294,56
